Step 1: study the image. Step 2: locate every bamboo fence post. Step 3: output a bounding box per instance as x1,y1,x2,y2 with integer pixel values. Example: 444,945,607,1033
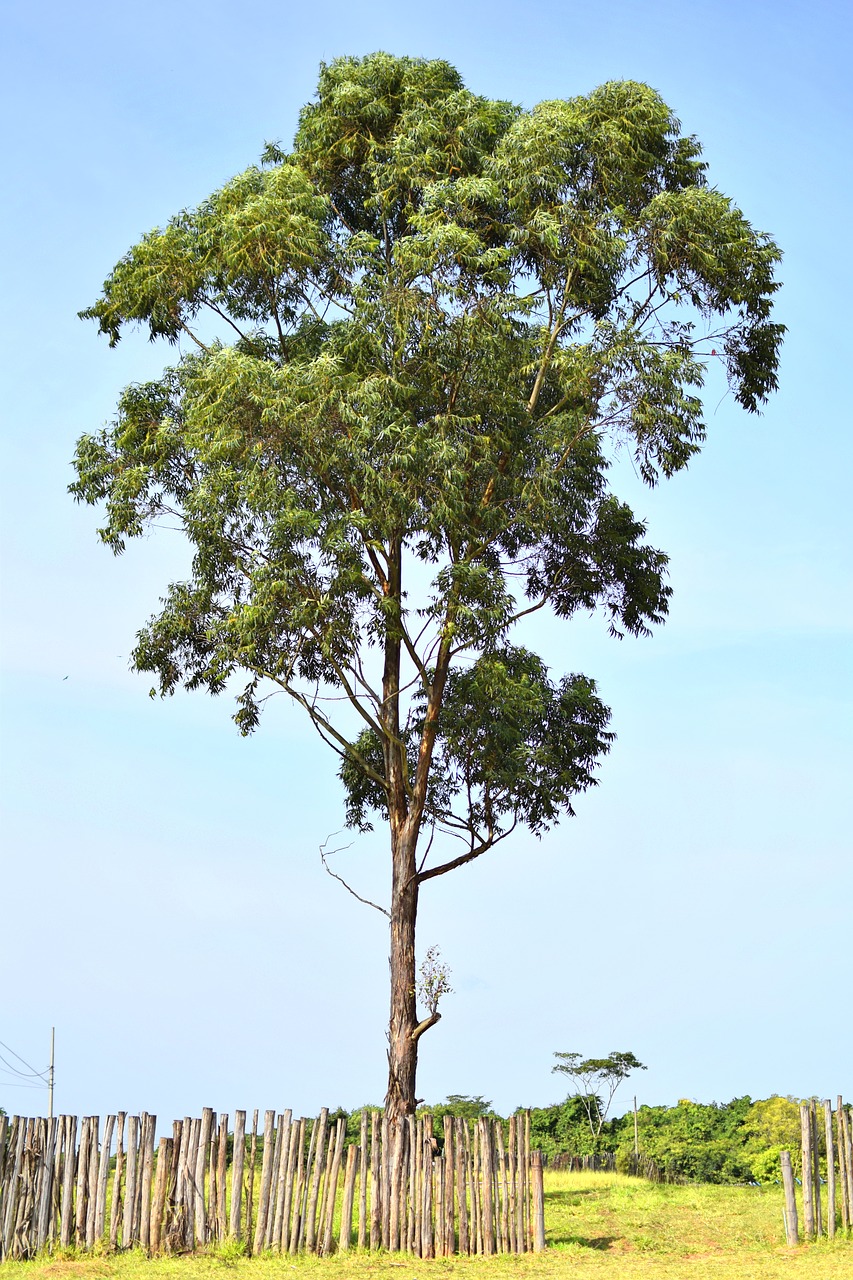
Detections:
369,1111,381,1250
59,1115,76,1251
230,1110,246,1240
358,1110,368,1249
270,1112,291,1249
94,1114,115,1244
824,1100,836,1238
288,1117,307,1254
321,1118,346,1255
279,1119,299,1251
246,1109,258,1251
412,1117,423,1256
150,1137,170,1253
531,1150,546,1252
781,1149,799,1245
340,1140,358,1252
252,1110,275,1254
800,1103,815,1238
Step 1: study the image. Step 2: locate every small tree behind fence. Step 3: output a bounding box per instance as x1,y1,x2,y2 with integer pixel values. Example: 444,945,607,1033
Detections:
0,1108,546,1262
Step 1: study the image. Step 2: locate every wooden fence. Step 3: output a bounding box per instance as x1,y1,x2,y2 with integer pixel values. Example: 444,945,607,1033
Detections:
0,1108,545,1262
780,1097,853,1245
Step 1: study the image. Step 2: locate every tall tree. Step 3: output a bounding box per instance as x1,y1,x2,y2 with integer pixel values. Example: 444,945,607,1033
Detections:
552,1051,647,1149
72,53,783,1121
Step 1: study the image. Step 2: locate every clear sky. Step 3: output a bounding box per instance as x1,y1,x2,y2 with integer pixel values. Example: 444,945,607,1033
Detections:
1,0,851,1130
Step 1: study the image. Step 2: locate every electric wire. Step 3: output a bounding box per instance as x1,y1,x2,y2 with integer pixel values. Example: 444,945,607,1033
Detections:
0,1038,50,1082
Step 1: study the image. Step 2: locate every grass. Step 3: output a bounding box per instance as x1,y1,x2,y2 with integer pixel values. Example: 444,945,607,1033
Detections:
3,1173,851,1280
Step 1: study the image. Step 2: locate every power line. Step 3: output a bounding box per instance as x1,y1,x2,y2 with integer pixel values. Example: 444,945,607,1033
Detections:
0,1038,50,1082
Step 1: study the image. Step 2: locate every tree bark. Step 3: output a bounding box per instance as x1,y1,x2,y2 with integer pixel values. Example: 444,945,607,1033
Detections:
386,827,419,1122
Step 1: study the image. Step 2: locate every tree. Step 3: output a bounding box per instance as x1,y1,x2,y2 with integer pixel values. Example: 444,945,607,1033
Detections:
552,1051,647,1148
71,53,783,1122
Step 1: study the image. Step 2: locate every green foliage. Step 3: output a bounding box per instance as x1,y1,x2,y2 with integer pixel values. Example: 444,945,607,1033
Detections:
613,1096,755,1183
71,54,783,1111
526,1095,602,1162
72,51,782,869
552,1050,646,1150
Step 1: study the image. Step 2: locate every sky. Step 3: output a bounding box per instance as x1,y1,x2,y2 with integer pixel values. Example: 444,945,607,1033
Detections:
1,0,851,1133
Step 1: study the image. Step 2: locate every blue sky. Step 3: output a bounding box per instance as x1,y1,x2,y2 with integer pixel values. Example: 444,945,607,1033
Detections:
1,0,851,1128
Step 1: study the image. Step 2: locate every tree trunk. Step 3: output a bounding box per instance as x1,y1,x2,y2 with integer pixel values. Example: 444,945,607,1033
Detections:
386,827,419,1122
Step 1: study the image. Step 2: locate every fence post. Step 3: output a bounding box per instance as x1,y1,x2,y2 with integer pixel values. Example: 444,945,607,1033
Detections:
800,1103,815,1238
780,1150,799,1245
531,1150,546,1252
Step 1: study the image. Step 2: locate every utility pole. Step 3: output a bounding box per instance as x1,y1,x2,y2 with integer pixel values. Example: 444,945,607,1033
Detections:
633,1094,639,1158
48,1027,55,1120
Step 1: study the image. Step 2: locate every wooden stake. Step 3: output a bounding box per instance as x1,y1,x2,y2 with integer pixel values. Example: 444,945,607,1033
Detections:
246,1109,258,1251
150,1137,171,1253
340,1140,358,1252
230,1111,246,1240
94,1114,115,1244
824,1100,836,1238
321,1118,346,1255
800,1103,814,1238
253,1110,276,1254
531,1149,546,1252
781,1149,799,1245
358,1110,368,1249
109,1113,124,1251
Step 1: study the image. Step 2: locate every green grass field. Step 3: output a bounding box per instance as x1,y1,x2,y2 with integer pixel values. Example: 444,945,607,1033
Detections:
3,1173,851,1280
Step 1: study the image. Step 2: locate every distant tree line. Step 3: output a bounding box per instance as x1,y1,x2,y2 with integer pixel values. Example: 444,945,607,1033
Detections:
332,1093,815,1185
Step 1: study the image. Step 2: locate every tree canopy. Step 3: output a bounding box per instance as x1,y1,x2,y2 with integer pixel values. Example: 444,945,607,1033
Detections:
72,52,783,1118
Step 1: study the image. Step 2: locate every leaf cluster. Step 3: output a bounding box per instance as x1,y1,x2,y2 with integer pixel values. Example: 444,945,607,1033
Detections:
72,53,784,872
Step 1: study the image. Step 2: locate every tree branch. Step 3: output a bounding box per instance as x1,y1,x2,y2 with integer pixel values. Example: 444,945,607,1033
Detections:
320,834,390,918
411,1011,441,1043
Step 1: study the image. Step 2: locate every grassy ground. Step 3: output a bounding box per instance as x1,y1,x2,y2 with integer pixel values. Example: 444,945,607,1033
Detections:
3,1173,851,1280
